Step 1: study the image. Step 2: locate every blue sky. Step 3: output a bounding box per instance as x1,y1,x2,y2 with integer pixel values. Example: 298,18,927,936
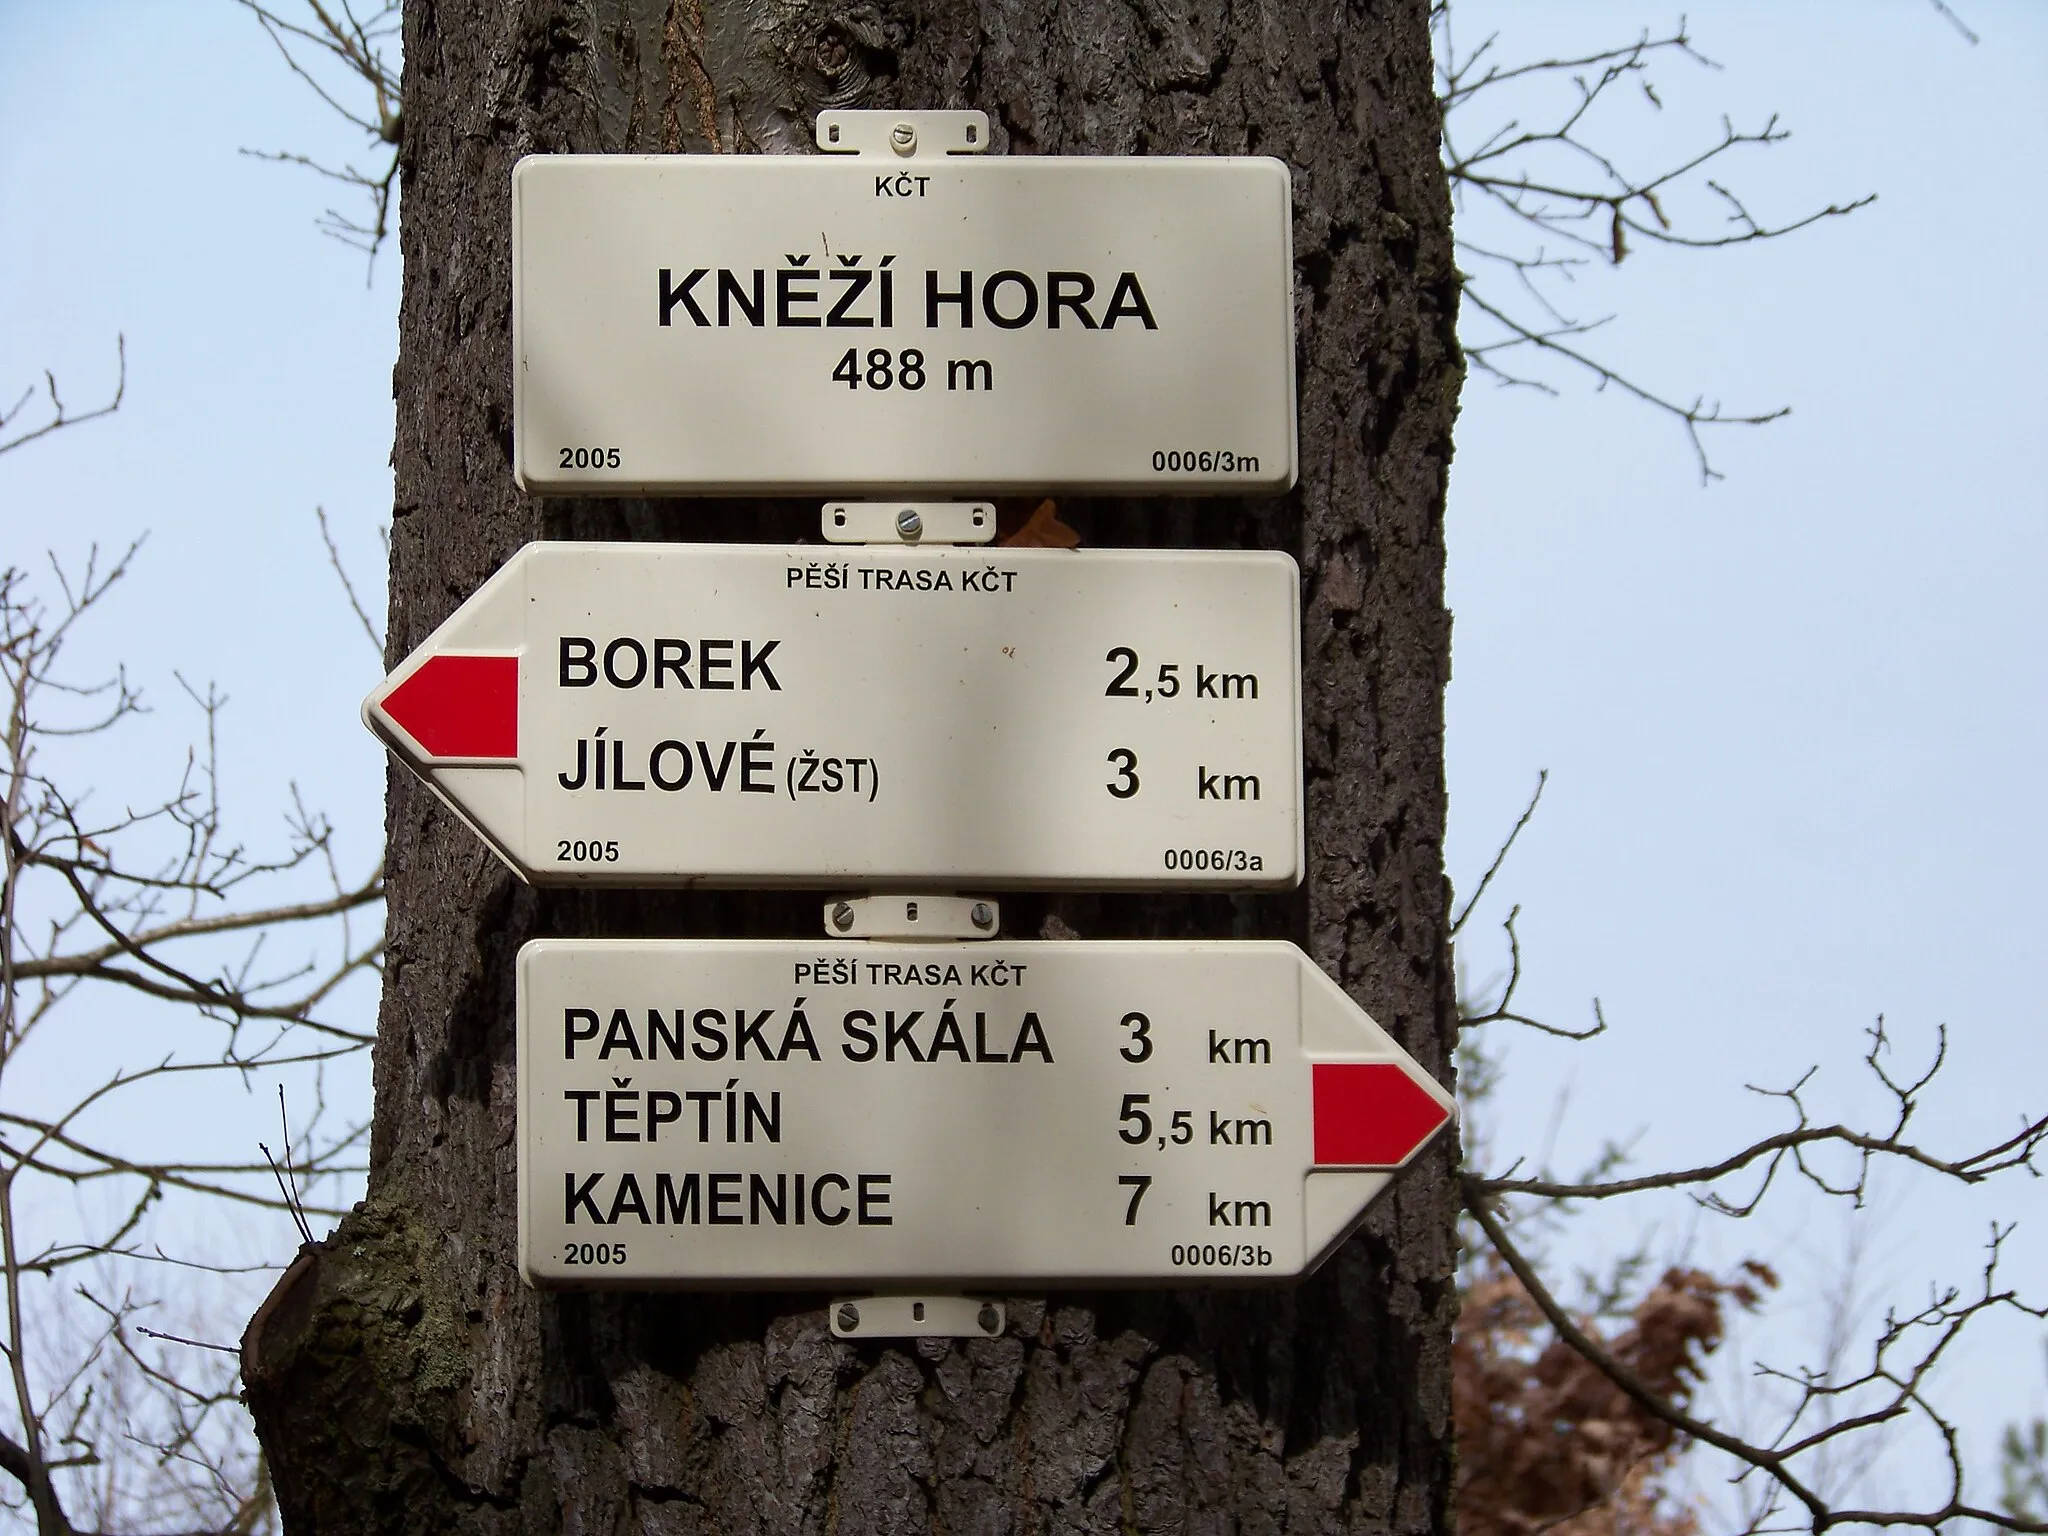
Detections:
2,0,2042,1520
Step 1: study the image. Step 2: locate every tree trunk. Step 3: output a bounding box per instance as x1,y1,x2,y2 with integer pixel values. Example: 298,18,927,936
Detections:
243,1,1462,1530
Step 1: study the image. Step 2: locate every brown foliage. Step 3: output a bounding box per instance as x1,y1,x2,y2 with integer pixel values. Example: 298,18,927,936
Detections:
1456,1252,1777,1536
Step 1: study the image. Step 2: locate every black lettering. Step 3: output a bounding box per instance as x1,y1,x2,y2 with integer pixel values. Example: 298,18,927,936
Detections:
709,1172,743,1224
697,739,737,789
1011,1011,1053,1063
733,1007,776,1060
744,1091,781,1143
557,739,589,790
656,1172,700,1223
647,1090,682,1140
928,1010,969,1061
1047,271,1099,329
750,1172,787,1224
926,270,973,328
654,638,692,688
649,1011,685,1060
608,1173,649,1224
812,1172,851,1224
857,1174,892,1225
565,1172,605,1224
612,738,644,791
565,1090,598,1140
692,1008,728,1060
718,268,765,326
605,1088,640,1141
560,636,596,687
741,639,781,691
700,638,734,689
982,270,1038,329
650,740,693,790
565,1007,599,1058
778,1013,821,1061
827,265,874,327
973,1012,1007,1062
885,1010,925,1062
1101,272,1158,329
777,266,820,326
601,1008,642,1060
659,267,710,326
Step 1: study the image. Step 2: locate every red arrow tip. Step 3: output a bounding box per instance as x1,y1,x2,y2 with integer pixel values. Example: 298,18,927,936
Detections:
378,654,518,759
1311,1062,1451,1166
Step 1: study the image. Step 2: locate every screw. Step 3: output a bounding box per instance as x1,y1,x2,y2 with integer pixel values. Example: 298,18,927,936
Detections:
831,901,855,932
890,121,916,154
896,508,923,540
971,902,995,930
837,1303,861,1332
977,1304,1000,1335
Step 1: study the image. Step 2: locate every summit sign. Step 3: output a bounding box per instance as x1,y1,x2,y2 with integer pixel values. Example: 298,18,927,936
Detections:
512,142,1297,495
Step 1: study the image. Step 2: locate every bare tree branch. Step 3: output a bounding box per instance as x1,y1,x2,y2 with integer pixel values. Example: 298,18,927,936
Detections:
1436,4,1873,481
1464,1180,2048,1533
1472,1018,2047,1213
0,546,373,1529
1452,770,1546,937
234,2,401,271
0,339,125,460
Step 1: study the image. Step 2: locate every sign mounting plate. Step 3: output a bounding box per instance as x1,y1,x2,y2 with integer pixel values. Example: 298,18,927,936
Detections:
512,151,1296,495
363,541,1304,890
517,939,1454,1288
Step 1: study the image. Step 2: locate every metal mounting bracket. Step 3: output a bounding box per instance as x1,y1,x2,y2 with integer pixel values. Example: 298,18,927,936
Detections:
815,109,991,159
830,1295,1006,1340
824,894,999,940
822,502,997,546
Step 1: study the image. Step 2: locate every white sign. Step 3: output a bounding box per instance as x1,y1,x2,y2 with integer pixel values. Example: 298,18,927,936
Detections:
512,151,1296,495
362,541,1304,890
516,939,1455,1287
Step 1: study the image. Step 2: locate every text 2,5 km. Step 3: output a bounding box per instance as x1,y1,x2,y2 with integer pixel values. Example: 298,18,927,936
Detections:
1103,648,1260,704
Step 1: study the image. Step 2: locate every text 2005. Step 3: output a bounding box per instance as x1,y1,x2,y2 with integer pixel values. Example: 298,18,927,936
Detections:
559,446,621,469
562,1243,626,1266
558,840,620,862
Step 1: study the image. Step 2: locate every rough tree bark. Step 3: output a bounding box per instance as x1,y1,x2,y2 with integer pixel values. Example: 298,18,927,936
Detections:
242,1,1463,1530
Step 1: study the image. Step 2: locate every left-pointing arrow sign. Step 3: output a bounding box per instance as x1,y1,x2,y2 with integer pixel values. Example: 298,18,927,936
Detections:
376,653,519,760
362,541,1304,890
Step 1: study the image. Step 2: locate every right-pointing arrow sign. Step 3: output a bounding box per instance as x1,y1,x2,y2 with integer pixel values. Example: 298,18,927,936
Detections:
1311,1064,1456,1167
517,938,1455,1288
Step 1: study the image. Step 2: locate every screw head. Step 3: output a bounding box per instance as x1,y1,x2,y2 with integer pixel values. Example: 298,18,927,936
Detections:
895,508,923,540
890,121,917,154
977,1304,1000,1334
837,1302,861,1332
831,901,855,932
970,902,995,930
